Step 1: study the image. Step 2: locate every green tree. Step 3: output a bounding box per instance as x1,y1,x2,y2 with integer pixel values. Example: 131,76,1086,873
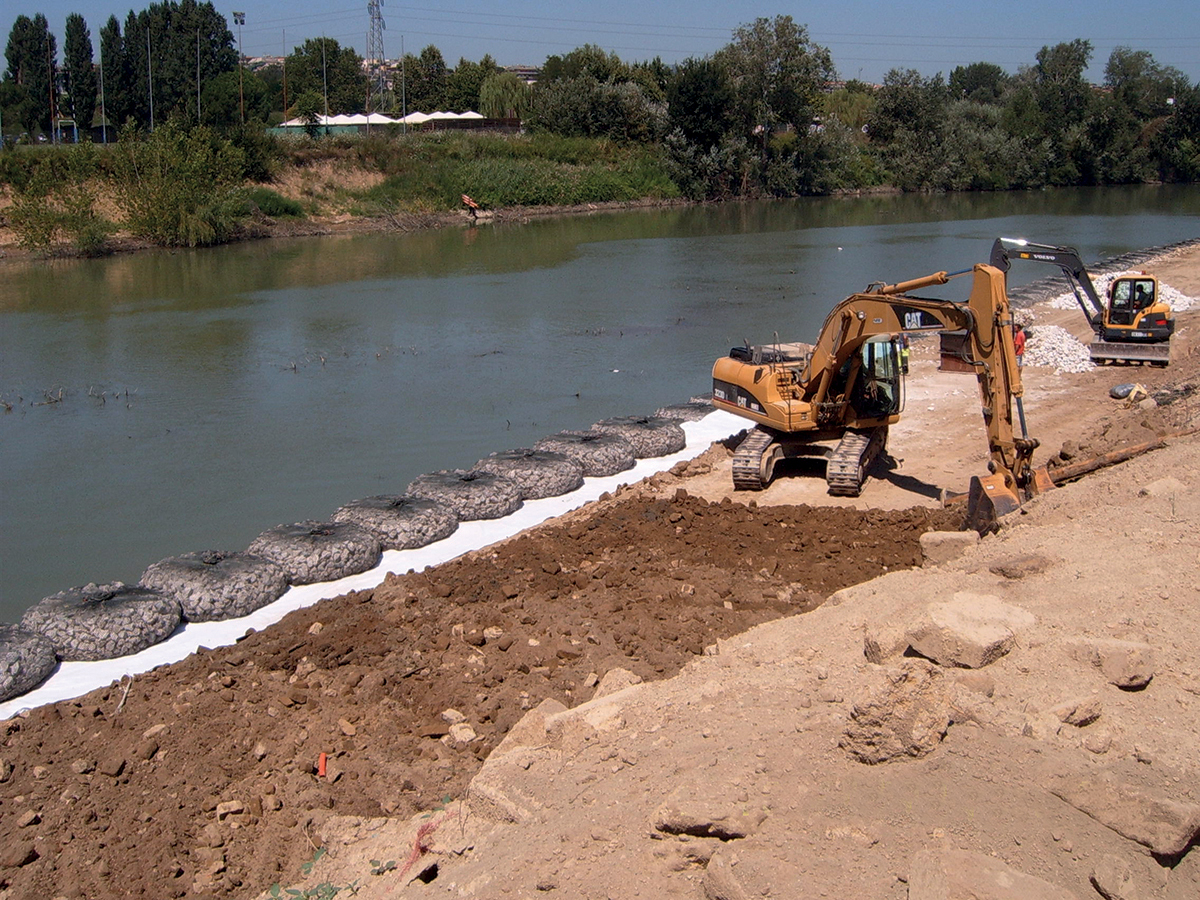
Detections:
526,76,665,141
1104,47,1188,121
541,44,626,83
949,62,1009,103
822,81,875,134
285,37,368,115
63,14,97,134
667,56,734,148
866,69,947,144
4,13,57,134
292,89,324,136
444,54,499,112
629,57,669,103
401,44,447,112
202,68,269,126
716,15,834,157
1033,39,1093,135
98,15,132,128
479,71,530,119
112,117,246,246
98,2,235,130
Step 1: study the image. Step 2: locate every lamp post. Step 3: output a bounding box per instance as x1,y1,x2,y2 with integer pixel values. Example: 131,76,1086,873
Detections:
233,11,245,124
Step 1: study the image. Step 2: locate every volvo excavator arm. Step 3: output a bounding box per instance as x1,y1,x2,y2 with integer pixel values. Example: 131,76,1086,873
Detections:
990,237,1106,331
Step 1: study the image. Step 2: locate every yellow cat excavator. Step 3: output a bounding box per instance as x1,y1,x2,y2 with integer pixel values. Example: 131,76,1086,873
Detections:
712,262,1040,523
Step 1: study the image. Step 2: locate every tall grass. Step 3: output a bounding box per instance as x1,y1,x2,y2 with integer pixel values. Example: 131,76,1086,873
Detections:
348,132,680,211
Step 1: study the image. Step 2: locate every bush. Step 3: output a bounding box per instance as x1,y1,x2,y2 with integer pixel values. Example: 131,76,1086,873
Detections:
244,186,304,218
7,143,112,256
112,119,248,247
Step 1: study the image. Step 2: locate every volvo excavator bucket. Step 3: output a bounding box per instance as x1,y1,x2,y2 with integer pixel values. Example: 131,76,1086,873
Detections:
1088,340,1171,366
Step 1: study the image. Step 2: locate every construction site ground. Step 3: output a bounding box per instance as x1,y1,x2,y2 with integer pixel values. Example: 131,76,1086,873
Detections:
1,248,1199,900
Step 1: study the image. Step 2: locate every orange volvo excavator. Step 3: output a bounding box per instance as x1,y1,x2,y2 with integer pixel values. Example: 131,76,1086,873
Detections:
712,262,1040,520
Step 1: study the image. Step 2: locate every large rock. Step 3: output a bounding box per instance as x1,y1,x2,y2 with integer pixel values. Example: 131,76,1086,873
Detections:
908,846,1080,899
1068,639,1156,689
905,592,1036,669
841,661,954,764
1090,854,1140,900
1049,770,1200,856
652,783,768,840
701,846,750,900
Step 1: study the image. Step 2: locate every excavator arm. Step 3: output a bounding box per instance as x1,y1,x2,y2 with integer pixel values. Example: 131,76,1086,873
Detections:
990,237,1105,332
800,265,1035,494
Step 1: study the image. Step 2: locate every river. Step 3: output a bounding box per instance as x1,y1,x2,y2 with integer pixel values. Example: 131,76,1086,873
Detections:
2,185,1198,621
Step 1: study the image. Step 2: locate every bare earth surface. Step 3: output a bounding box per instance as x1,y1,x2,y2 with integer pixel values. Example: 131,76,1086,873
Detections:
1,246,1199,900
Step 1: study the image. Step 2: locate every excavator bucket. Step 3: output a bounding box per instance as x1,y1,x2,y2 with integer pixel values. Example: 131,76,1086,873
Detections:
963,473,1022,534
1088,340,1171,366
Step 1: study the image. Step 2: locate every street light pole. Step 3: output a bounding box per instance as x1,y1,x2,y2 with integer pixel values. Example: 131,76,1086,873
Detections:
233,11,245,124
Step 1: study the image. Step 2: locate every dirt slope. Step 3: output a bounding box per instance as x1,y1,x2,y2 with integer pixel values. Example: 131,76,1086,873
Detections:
1,247,1198,900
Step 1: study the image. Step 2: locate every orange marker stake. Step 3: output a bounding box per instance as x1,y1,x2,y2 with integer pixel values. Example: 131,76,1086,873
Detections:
317,752,327,778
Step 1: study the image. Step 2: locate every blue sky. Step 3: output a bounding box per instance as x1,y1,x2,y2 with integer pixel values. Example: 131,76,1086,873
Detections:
9,0,1200,85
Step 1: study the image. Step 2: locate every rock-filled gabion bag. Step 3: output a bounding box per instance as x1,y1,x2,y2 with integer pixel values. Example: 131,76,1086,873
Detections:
20,582,182,661
0,624,59,702
140,551,288,623
248,520,382,585
472,449,585,500
332,495,460,550
532,430,636,477
591,416,687,458
406,470,523,521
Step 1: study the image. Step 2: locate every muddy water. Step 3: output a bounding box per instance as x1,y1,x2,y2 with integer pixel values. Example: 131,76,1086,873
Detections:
2,185,1198,619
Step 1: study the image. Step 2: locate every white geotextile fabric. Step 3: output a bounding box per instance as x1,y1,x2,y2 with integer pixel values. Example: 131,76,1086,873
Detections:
0,412,743,719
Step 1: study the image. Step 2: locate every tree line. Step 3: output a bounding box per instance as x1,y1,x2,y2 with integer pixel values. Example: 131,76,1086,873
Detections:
3,9,1198,200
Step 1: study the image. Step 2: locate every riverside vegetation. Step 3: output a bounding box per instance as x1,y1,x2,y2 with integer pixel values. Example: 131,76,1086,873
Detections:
2,13,1198,257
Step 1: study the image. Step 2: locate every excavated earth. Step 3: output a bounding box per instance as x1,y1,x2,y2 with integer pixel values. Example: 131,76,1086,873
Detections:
1,247,1199,900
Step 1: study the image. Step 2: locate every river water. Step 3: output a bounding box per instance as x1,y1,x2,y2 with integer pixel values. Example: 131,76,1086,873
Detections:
2,185,1198,621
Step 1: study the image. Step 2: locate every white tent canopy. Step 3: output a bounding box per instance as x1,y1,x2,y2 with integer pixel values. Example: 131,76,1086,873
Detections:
278,111,483,127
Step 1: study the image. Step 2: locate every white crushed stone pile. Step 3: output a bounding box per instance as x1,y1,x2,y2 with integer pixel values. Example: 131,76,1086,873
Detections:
1025,324,1095,374
1047,272,1198,313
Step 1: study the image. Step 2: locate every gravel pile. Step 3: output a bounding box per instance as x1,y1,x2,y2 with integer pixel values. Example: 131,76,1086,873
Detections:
406,469,524,521
472,449,585,500
0,625,58,702
21,582,182,661
332,495,459,550
1047,272,1198,314
140,551,289,623
248,521,382,585
1025,325,1096,374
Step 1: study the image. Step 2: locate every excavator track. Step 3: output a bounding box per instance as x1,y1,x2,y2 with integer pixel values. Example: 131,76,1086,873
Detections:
731,427,780,491
826,426,888,496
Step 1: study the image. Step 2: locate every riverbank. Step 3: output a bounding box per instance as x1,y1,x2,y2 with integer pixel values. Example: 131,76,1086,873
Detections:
1,246,1198,898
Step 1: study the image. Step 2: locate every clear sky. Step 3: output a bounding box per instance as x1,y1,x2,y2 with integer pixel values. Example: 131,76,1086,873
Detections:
9,0,1200,86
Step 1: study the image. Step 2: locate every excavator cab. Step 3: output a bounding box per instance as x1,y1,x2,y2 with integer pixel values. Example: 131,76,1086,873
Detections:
850,336,904,421
1109,277,1154,324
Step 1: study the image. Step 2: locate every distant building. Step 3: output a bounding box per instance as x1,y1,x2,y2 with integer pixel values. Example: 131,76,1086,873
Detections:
504,64,540,84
